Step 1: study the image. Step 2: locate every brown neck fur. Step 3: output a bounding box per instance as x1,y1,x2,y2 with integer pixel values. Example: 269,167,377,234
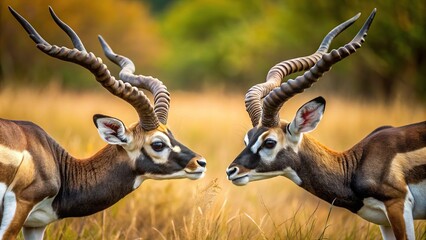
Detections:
295,134,364,211
49,140,138,218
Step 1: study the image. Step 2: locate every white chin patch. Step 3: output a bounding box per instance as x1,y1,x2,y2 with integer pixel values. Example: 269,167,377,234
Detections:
186,171,205,180
249,173,278,182
282,167,302,185
248,168,301,185
232,175,250,186
143,171,186,180
133,176,145,189
143,170,205,181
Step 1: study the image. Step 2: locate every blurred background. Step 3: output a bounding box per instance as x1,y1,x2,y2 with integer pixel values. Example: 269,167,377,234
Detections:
1,1,425,239
1,0,425,102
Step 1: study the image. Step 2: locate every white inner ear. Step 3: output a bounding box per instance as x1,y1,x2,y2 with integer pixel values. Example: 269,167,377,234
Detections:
290,101,324,134
96,117,129,145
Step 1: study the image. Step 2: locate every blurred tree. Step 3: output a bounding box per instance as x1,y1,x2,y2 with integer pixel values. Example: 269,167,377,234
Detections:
159,0,295,90
159,0,426,101
1,0,425,102
286,0,426,101
1,0,164,89
140,0,175,15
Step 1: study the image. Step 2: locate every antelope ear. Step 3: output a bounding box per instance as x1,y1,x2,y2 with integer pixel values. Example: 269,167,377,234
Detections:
289,97,326,134
93,114,129,145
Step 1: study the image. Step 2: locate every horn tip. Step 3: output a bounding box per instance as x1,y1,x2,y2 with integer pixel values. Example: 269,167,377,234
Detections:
8,6,18,16
48,6,55,15
354,12,361,19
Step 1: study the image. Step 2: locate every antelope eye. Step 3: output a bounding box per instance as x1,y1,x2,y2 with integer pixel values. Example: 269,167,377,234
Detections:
151,141,166,152
263,139,277,149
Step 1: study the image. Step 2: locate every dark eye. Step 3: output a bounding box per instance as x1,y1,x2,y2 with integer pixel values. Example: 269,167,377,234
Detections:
151,141,166,152
263,139,277,149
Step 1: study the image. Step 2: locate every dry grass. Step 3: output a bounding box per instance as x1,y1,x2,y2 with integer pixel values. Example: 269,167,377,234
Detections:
1,85,425,239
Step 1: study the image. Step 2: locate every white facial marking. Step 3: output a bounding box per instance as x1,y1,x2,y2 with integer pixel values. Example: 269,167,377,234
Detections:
246,167,301,185
244,133,249,146
172,145,181,153
259,134,282,163
284,125,302,153
232,175,250,186
0,190,17,237
282,167,302,185
357,197,389,225
250,131,269,154
184,165,206,180
249,170,283,181
133,176,145,189
150,132,172,146
142,167,205,180
143,170,187,180
24,197,58,227
287,122,303,145
409,179,426,219
146,132,172,164
186,171,206,180
123,148,141,162
257,129,287,164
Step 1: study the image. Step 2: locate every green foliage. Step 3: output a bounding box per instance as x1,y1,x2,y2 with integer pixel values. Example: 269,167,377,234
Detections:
2,0,426,101
160,0,426,100
159,0,295,90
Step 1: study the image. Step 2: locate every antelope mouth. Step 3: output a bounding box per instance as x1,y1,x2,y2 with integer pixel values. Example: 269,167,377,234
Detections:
230,174,249,186
185,171,205,180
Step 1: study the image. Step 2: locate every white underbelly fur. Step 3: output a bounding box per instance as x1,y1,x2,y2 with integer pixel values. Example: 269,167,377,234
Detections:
24,196,58,227
357,181,426,226
357,197,389,225
409,180,426,219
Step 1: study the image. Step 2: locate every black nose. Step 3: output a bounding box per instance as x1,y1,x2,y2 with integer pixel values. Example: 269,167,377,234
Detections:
197,159,207,167
226,167,238,177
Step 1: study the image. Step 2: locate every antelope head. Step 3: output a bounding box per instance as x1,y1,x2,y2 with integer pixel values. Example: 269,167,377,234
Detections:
10,7,207,182
226,10,376,186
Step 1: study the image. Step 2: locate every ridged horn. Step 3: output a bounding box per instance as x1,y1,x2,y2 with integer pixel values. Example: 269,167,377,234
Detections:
245,12,361,127
261,9,377,127
98,36,171,125
9,6,160,131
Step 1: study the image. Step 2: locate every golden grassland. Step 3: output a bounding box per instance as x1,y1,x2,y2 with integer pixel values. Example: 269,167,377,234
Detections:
1,86,425,239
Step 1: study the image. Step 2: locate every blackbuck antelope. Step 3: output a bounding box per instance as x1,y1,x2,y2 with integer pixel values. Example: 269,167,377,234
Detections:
1,7,207,240
226,9,426,240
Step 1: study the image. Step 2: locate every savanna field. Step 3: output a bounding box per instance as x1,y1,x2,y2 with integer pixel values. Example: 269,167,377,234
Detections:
0,86,424,239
